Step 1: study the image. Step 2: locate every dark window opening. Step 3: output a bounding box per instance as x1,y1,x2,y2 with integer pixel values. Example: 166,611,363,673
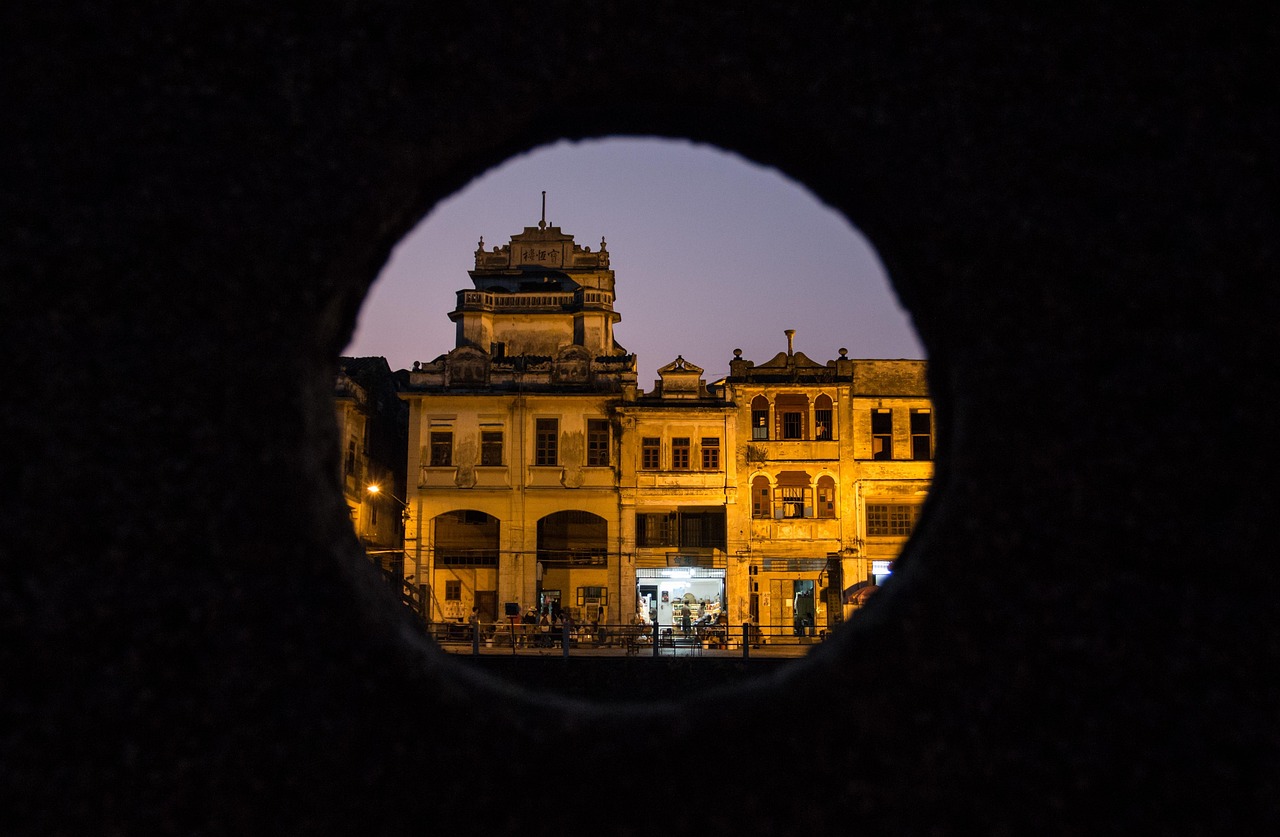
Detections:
481,430,503,466
872,409,893,460
587,419,610,467
538,510,607,567
911,409,932,460
430,431,453,467
814,395,833,440
434,509,500,567
535,418,558,466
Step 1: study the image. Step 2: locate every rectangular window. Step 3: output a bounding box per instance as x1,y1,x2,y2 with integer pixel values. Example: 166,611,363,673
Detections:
866,503,921,536
679,510,726,550
429,431,453,467
445,580,461,601
636,512,676,547
871,409,893,460
782,412,803,440
535,418,558,466
641,437,661,470
911,409,933,460
701,438,720,470
480,430,503,466
587,419,610,467
752,409,769,440
780,486,806,519
345,438,357,477
815,408,833,441
671,437,691,470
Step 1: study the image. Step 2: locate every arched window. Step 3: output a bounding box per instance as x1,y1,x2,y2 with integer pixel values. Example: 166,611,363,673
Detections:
774,470,812,519
814,394,834,441
751,395,769,440
751,475,771,519
537,510,608,566
817,475,836,518
433,510,500,566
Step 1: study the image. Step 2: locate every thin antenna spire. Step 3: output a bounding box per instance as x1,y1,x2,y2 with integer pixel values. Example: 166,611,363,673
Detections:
540,191,546,229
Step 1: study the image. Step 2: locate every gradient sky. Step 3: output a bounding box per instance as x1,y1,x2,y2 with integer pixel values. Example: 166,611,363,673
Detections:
343,137,925,382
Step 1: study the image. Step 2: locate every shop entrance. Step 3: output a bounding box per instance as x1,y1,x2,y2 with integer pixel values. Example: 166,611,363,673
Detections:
635,568,726,645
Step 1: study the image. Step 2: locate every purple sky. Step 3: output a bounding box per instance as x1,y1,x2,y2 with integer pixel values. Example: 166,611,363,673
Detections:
343,137,925,381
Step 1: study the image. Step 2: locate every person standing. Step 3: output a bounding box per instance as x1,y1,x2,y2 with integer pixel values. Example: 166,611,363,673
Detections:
680,601,692,638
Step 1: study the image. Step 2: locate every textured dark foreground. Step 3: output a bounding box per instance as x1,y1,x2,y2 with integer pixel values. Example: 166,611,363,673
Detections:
454,656,794,703
4,4,1276,836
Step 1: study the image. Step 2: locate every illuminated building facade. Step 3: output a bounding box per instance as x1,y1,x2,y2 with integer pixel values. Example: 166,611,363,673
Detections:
397,214,933,638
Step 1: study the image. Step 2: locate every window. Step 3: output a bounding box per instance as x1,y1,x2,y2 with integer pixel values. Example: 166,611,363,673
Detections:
576,586,608,606
779,486,806,518
641,437,661,470
701,437,720,470
434,510,500,567
679,510,726,549
429,431,453,467
636,512,676,547
815,394,833,441
866,503,921,536
345,438,357,477
535,418,558,465
445,580,461,601
752,476,771,519
636,510,725,550
774,471,812,519
480,430,503,466
587,419,610,467
871,409,893,460
751,395,769,440
817,476,836,518
672,437,691,470
911,409,932,460
776,394,808,439
782,412,803,439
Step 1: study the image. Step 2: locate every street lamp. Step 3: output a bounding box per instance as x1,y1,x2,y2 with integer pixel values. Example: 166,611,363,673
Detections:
366,483,409,517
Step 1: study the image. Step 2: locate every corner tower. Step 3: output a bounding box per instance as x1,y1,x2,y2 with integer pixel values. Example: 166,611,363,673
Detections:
450,200,623,358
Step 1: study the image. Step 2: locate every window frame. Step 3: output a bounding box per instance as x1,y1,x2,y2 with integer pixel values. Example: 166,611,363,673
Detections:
911,409,933,461
871,409,893,460
429,430,453,467
641,437,661,470
480,429,503,466
671,437,691,470
534,417,559,466
700,437,720,470
866,503,921,536
586,418,610,467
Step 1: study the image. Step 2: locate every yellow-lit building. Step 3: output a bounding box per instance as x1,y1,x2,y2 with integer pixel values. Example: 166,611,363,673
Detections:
398,214,933,640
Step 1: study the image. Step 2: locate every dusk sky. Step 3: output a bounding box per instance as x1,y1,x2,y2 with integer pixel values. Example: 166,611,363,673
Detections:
343,137,925,381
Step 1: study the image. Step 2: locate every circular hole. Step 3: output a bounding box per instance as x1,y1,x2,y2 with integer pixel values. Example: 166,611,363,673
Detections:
342,137,929,700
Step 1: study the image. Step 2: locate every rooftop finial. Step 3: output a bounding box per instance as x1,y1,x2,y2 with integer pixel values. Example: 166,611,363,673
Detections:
785,329,796,355
540,191,546,230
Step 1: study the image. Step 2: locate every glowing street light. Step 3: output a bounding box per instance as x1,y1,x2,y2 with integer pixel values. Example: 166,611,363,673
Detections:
366,483,410,519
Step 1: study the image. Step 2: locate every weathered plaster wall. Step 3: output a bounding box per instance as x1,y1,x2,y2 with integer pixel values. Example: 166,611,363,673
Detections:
4,4,1276,836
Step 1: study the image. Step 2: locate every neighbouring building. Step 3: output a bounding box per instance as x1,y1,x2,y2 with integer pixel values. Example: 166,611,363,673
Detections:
335,356,410,580
397,210,933,640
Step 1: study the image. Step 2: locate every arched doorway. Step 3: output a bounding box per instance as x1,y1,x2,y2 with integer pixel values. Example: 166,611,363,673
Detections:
536,511,609,622
431,510,500,624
